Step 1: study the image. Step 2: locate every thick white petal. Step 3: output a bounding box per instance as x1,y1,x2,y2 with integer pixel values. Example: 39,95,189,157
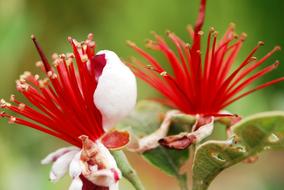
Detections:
94,50,137,131
50,150,78,182
109,182,119,190
86,168,117,187
69,151,82,179
69,177,83,190
96,141,118,168
81,141,121,187
41,146,79,165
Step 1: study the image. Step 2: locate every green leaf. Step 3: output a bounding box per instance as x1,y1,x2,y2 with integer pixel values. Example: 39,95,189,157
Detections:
118,100,193,178
192,111,284,190
143,146,188,176
117,100,168,138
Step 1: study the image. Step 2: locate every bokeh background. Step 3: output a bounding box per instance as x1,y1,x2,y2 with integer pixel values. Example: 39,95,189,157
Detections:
1,0,284,189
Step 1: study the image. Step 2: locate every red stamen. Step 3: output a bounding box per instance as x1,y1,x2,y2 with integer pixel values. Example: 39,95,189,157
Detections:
194,0,207,33
31,35,52,72
128,0,283,116
1,35,106,147
222,77,284,109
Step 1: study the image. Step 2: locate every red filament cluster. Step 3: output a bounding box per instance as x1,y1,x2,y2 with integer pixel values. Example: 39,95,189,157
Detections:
1,34,106,147
128,0,283,116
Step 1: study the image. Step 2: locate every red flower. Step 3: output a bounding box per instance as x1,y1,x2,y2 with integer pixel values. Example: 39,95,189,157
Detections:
128,0,284,116
0,33,135,148
0,34,107,146
0,34,136,189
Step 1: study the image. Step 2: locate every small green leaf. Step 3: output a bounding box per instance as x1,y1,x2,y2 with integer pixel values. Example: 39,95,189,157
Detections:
118,100,193,178
192,111,284,190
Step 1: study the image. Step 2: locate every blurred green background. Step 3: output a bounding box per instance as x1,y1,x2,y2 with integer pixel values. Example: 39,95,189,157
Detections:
1,0,284,189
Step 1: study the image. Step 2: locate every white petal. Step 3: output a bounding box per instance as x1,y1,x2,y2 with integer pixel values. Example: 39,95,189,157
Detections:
90,165,98,172
81,141,121,187
69,151,83,179
85,168,119,187
41,146,79,165
95,141,118,168
69,177,83,190
109,182,119,190
94,50,137,131
50,150,78,182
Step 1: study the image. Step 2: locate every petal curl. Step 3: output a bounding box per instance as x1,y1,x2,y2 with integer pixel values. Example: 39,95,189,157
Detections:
41,146,79,165
50,150,79,182
84,168,121,187
69,151,83,179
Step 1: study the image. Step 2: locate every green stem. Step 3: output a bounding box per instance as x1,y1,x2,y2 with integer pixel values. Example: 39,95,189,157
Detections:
177,174,189,190
112,150,145,190
192,182,207,190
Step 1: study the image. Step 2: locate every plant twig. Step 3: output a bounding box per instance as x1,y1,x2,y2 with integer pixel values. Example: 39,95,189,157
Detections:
177,174,189,190
112,150,145,190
